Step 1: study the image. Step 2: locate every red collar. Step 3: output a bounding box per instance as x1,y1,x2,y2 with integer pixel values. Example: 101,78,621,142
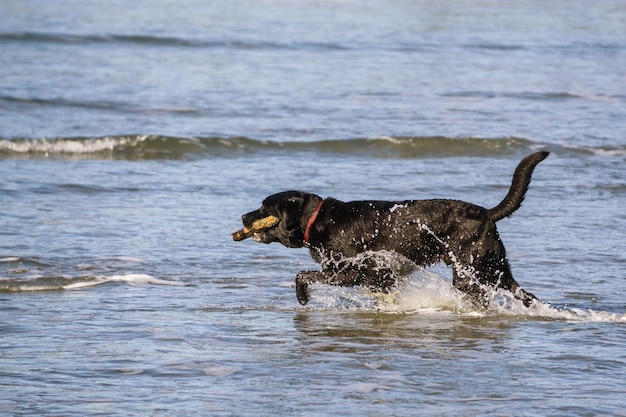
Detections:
303,200,324,244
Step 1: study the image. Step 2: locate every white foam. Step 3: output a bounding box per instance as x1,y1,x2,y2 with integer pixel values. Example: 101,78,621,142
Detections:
552,140,626,157
202,364,243,377
0,135,149,154
340,382,393,393
164,360,243,377
103,274,186,286
592,147,626,157
0,257,21,262
62,276,109,290
64,274,186,290
503,300,626,322
112,256,147,263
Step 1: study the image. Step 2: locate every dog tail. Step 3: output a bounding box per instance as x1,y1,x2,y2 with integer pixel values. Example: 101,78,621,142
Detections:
487,151,550,222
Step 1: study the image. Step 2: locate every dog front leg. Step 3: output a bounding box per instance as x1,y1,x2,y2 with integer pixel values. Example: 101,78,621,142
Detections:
295,269,363,305
295,271,327,305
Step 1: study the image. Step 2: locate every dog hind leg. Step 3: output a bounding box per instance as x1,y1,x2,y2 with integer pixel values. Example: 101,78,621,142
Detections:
452,248,537,307
452,268,488,307
478,249,537,307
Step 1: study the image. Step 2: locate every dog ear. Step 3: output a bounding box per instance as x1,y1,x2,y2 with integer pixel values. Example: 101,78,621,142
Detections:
280,197,303,230
279,196,304,248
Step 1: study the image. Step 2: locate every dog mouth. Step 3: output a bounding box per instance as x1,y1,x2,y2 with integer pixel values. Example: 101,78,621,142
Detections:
231,215,280,242
251,231,269,243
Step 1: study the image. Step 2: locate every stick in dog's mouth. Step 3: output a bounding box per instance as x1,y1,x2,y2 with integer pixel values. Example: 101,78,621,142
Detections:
231,215,280,241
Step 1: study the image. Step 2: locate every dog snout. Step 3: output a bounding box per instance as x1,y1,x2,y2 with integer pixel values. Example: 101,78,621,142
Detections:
242,209,265,228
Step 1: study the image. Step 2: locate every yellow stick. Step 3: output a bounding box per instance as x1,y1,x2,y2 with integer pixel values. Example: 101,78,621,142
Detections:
231,215,279,241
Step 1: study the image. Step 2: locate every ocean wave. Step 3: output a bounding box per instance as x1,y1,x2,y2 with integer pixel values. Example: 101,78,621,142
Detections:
0,31,351,51
0,256,53,267
441,91,587,101
0,134,544,159
0,94,201,115
2,134,624,160
5,32,622,55
0,273,186,293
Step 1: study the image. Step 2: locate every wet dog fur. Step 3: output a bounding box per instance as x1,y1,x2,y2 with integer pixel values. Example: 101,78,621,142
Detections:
239,152,549,307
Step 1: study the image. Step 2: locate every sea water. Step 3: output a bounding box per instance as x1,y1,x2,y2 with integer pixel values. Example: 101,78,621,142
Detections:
1,1,625,415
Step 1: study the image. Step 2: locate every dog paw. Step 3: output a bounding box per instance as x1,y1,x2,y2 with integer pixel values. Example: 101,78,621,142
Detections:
296,283,310,305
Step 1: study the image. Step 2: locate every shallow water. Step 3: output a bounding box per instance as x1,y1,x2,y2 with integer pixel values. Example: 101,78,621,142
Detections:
1,1,625,416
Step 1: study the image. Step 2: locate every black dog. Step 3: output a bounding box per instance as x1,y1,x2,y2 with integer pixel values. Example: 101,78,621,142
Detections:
237,152,549,307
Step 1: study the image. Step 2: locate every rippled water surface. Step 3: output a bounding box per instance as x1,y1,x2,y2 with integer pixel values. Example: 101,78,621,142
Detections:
1,1,625,416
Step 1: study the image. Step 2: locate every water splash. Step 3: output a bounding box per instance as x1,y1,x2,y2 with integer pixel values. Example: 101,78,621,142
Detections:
305,251,625,322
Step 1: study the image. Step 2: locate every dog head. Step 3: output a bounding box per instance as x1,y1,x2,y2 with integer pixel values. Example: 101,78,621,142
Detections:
241,191,323,248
